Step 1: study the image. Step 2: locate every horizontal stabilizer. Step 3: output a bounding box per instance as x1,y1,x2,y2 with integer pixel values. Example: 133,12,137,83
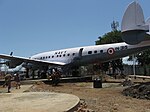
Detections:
121,1,149,44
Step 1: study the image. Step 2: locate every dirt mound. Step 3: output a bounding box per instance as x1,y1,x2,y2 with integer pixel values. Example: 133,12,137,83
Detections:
122,82,150,100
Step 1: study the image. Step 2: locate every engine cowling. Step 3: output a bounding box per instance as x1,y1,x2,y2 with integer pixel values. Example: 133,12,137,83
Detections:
5,60,22,68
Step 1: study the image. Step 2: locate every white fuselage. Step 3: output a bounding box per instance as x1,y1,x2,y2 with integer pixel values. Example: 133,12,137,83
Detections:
31,40,150,66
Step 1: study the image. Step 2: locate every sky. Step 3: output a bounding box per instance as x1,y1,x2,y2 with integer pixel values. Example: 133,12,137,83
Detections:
0,0,149,57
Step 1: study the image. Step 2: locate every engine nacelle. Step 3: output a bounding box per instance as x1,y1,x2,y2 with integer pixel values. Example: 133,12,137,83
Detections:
6,60,22,68
121,1,149,44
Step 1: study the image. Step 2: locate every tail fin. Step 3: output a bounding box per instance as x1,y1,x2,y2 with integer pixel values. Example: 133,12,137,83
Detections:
121,1,149,44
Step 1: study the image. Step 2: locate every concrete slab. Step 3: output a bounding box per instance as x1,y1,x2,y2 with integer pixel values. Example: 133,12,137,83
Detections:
0,92,80,112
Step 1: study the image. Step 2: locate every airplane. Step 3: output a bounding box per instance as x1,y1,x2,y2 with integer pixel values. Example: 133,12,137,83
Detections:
0,62,26,79
0,63,26,74
0,1,150,76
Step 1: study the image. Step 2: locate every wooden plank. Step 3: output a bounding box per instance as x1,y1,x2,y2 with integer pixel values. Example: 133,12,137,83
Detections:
129,75,150,79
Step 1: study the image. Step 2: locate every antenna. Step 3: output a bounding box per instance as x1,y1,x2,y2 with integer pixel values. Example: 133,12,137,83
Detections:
10,52,13,56
111,20,119,31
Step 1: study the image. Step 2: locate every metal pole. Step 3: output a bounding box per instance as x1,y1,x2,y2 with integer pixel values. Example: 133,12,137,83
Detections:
132,55,136,75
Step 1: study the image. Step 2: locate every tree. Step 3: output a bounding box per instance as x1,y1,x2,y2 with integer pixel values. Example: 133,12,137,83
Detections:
128,34,150,75
95,30,124,76
136,49,150,75
96,30,122,45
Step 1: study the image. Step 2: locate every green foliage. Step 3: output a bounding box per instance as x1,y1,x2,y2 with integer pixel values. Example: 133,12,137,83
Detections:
135,49,150,75
95,30,123,45
136,34,150,75
137,34,150,66
136,49,150,66
95,29,150,75
95,30,124,74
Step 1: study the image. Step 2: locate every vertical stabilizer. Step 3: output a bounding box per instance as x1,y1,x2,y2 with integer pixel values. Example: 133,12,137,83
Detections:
121,2,146,32
121,2,149,44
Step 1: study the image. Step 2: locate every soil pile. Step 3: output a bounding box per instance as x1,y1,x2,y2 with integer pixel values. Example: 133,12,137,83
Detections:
122,82,150,100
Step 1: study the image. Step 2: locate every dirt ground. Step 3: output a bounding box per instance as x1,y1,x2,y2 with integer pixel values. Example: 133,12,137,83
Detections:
28,82,150,112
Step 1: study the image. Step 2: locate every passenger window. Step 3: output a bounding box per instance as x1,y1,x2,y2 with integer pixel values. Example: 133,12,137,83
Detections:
49,56,50,58
100,50,103,53
72,53,75,56
67,54,70,56
88,51,92,54
94,50,97,54
63,54,65,57
52,56,54,58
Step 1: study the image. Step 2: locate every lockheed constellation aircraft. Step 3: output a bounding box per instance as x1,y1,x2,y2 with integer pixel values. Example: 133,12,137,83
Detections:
0,2,150,75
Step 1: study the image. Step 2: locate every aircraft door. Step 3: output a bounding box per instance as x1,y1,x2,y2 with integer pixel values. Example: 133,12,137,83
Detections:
79,48,84,58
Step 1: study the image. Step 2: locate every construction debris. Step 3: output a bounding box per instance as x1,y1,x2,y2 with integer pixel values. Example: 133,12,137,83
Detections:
75,99,94,112
122,82,150,100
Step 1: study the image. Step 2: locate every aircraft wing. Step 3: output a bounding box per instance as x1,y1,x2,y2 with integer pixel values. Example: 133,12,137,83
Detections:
0,54,66,67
